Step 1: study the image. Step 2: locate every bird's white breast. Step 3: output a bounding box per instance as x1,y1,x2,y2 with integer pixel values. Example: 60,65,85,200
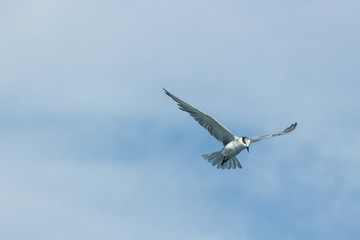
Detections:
221,138,245,158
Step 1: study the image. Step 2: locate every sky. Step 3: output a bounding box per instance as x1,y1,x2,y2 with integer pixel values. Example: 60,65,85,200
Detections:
0,0,360,239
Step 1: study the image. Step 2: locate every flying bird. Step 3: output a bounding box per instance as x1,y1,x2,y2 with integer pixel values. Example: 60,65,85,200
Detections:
164,88,297,170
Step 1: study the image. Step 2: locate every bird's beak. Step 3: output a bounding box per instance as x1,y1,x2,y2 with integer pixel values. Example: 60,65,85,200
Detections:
246,146,249,152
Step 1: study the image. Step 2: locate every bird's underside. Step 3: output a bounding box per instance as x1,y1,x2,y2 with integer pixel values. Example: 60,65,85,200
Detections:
164,88,297,170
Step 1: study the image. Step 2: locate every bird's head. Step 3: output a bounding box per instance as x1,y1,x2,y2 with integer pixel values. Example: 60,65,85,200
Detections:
242,137,251,152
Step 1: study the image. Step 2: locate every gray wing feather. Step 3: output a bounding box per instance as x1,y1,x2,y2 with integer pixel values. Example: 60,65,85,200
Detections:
250,122,297,143
164,88,235,145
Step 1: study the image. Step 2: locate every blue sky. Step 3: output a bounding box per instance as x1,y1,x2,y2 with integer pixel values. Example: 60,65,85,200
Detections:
1,0,360,239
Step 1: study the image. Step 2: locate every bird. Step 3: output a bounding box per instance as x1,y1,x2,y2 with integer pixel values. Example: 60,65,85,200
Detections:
163,88,297,170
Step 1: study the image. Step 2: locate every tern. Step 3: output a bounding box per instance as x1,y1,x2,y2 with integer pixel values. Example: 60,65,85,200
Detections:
164,88,297,169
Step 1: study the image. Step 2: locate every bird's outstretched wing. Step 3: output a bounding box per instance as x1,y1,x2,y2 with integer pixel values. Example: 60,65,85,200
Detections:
164,88,235,146
250,122,297,143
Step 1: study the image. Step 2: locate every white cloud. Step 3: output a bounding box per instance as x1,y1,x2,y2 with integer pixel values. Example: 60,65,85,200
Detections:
0,151,254,240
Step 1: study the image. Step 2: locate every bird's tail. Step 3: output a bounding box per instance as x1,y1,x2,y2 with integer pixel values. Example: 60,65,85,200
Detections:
202,151,242,169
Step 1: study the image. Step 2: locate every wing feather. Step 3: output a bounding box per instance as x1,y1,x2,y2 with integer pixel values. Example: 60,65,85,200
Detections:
164,88,235,145
250,122,297,143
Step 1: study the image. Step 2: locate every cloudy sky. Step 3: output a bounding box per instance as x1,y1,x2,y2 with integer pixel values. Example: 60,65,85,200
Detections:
1,0,359,239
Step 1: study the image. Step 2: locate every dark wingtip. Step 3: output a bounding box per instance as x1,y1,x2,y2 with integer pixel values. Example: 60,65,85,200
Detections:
283,122,298,133
163,88,173,98
163,88,171,97
289,122,297,132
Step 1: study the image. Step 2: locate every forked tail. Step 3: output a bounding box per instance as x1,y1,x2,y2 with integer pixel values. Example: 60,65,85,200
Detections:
202,151,242,169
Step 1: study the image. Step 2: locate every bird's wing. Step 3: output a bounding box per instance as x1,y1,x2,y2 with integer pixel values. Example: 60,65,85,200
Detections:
164,88,235,145
250,122,297,143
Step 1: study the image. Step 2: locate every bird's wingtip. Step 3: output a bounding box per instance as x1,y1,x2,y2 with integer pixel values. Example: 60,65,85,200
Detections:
163,87,169,94
289,122,297,131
